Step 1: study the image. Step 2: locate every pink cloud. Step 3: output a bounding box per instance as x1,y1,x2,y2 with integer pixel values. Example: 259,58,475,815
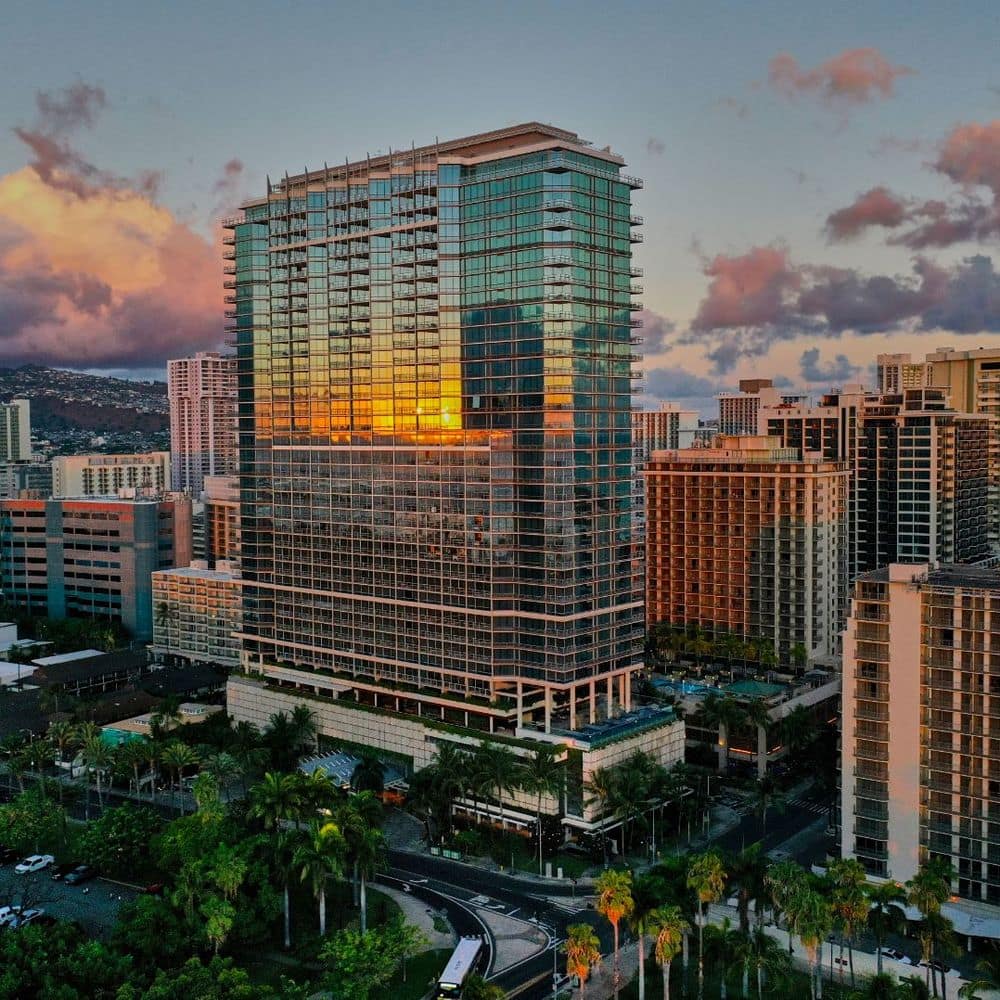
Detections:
825,186,908,240
692,246,801,330
769,47,913,106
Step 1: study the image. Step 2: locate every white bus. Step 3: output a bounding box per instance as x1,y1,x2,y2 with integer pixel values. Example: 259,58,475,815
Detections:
435,936,485,998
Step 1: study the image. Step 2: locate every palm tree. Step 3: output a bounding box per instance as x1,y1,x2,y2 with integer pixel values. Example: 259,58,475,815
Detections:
758,639,777,671
737,926,792,999
47,719,76,796
250,772,305,829
138,740,160,802
350,755,386,795
698,694,746,774
907,860,954,998
289,703,318,755
81,736,111,810
160,741,200,813
354,824,386,933
687,851,726,998
118,739,147,797
294,820,346,936
521,744,565,875
154,601,177,633
203,751,242,799
595,868,634,1000
766,859,808,954
727,843,765,935
564,923,602,1000
479,740,521,834
790,642,808,671
777,705,814,758
828,857,869,986
786,886,832,1000
743,699,772,779
649,904,689,1000
868,881,908,976
630,875,662,1000
584,766,617,865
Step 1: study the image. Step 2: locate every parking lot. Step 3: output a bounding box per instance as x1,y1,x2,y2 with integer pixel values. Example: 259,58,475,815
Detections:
0,861,137,938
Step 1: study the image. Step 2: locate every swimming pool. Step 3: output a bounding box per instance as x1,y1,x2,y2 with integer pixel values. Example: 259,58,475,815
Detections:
651,677,713,697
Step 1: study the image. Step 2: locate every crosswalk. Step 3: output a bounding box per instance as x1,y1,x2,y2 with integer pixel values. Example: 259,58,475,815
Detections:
784,795,829,817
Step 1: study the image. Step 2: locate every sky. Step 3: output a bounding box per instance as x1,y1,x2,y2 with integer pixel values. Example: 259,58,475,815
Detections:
0,0,999,412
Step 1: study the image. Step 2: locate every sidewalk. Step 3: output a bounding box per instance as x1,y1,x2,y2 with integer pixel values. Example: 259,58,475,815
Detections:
375,883,454,951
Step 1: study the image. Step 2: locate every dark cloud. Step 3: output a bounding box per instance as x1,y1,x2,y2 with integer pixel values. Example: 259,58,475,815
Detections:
645,366,726,400
825,186,907,240
768,47,913,106
34,82,106,133
799,348,861,383
637,309,675,354
12,80,162,201
683,245,999,373
213,158,244,194
646,137,665,156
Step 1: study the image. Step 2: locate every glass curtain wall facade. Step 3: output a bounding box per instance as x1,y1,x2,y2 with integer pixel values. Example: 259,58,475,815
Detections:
225,125,643,734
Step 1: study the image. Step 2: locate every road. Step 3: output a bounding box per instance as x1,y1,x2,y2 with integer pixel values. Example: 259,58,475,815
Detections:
0,862,136,938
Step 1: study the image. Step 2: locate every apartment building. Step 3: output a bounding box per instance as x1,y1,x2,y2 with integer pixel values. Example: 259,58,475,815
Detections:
151,563,243,670
876,353,931,394
0,400,31,461
633,402,699,457
202,476,240,567
0,495,192,640
644,435,849,663
841,563,1000,911
0,460,52,500
224,123,682,793
52,452,170,498
168,352,238,495
762,387,991,574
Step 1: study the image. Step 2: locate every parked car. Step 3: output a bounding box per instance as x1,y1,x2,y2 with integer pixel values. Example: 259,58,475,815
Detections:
50,860,81,881
878,947,913,964
63,865,95,886
9,908,44,930
920,959,959,978
0,906,22,926
14,855,54,874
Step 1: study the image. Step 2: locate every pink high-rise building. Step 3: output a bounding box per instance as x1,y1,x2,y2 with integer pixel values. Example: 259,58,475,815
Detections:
167,352,237,494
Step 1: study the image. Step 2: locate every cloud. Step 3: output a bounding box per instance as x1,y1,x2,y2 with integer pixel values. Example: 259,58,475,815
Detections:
645,366,725,400
213,157,244,194
799,348,861,383
637,308,675,354
646,137,665,156
768,47,913,106
683,244,997,372
12,80,163,201
829,119,1000,248
825,186,907,240
0,82,222,369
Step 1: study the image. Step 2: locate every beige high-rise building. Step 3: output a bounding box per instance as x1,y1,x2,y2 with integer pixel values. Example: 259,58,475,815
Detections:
633,402,699,457
644,435,849,663
876,353,931,394
841,563,1000,912
52,452,170,498
168,352,237,495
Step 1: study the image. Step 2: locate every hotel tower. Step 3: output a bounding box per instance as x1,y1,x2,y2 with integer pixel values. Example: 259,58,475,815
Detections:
223,125,655,750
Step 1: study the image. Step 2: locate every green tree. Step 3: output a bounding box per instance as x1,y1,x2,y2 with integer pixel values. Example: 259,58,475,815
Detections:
294,820,346,936
687,851,726,998
743,699,772,779
868,881,908,976
737,926,792,999
320,919,424,1000
564,923,602,1000
463,975,507,1000
79,802,164,878
132,955,270,999
583,766,616,865
785,886,832,1000
698,694,746,774
649,904,689,1000
521,744,565,875
766,858,809,955
630,874,662,1000
596,868,634,1000
479,739,521,833
829,857,869,986
907,860,954,998
160,741,201,813
351,754,386,795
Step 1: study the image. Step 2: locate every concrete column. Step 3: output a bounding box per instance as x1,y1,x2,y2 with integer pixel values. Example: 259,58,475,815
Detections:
516,681,523,728
606,676,614,719
619,673,627,713
570,686,577,731
544,685,552,734
589,680,596,724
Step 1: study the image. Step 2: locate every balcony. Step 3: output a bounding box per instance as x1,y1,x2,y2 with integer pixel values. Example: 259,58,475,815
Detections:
630,231,644,243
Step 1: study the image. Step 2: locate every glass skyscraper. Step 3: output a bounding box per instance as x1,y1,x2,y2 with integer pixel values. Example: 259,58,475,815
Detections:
224,124,643,737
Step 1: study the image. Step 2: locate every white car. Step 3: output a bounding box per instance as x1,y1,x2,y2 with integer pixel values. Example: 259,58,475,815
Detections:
0,905,22,926
14,854,54,874
9,908,44,929
878,947,913,965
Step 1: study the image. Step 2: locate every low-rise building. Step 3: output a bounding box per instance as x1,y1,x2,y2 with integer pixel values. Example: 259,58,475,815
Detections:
52,452,171,498
151,562,243,670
